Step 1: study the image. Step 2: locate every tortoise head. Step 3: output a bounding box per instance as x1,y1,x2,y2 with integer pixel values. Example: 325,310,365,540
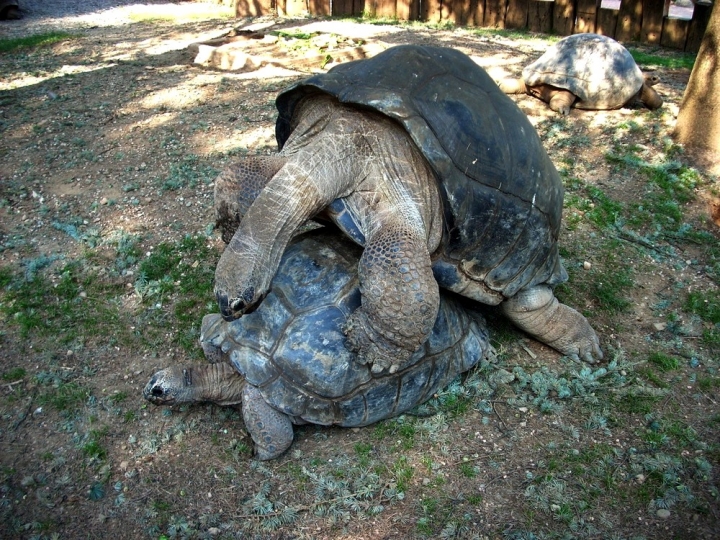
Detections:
143,367,195,405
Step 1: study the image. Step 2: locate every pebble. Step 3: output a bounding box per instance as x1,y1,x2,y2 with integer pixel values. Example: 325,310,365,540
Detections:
100,197,109,205
653,322,667,331
656,509,671,519
583,261,592,270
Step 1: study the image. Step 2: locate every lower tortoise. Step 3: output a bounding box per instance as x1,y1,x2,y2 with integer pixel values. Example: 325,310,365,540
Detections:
144,232,495,460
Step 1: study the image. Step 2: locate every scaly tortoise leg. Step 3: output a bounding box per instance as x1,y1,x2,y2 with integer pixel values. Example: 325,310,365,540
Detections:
345,222,439,374
501,285,603,363
547,89,576,116
242,385,294,460
214,156,286,243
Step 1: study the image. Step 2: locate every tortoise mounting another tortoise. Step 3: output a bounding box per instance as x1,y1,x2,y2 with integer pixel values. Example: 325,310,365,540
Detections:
213,44,602,373
144,232,495,460
498,33,662,115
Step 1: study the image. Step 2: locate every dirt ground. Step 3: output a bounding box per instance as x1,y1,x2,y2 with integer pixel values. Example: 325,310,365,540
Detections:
1,4,719,540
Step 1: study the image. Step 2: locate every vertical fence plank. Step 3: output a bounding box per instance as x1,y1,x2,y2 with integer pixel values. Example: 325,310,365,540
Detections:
484,0,508,28
372,0,397,17
332,0,354,15
575,0,599,34
661,17,689,49
553,0,574,35
528,0,553,33
473,0,487,25
505,0,529,28
309,0,331,15
685,1,713,52
396,0,419,19
235,0,274,17
422,0,443,22
641,0,670,43
616,0,643,42
278,0,307,16
443,0,476,25
596,5,618,37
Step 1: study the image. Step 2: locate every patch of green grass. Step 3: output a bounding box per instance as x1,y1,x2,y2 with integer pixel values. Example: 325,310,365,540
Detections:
458,462,477,478
588,248,634,314
36,381,89,412
637,366,670,388
647,352,680,372
0,31,76,53
628,49,695,70
685,291,720,324
585,185,623,229
1,367,26,382
617,393,661,414
135,235,218,355
1,259,127,344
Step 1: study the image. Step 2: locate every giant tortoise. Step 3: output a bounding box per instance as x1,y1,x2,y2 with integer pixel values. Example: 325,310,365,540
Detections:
213,44,602,373
144,232,495,460
498,33,662,114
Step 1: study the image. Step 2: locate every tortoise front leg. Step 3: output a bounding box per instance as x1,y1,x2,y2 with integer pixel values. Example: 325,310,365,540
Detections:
529,85,577,115
242,385,294,460
214,156,286,243
501,285,603,363
346,224,439,374
547,89,576,115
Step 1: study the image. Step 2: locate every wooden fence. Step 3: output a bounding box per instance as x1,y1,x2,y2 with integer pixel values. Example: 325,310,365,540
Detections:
233,0,713,52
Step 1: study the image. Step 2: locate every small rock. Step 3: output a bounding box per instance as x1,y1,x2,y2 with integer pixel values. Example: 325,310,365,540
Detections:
583,261,592,270
66,350,73,357
635,474,645,484
119,461,129,471
653,322,667,331
656,509,671,519
422,478,431,486
208,527,221,536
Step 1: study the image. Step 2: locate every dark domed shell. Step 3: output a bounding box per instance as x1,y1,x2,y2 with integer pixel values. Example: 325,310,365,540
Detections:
522,33,644,110
275,45,566,300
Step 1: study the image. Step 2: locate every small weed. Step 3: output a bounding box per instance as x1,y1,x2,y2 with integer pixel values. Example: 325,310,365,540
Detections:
392,456,414,493
459,462,477,478
108,391,128,404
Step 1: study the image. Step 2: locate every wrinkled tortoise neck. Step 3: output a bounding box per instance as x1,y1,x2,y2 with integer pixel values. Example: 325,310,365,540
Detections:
639,83,663,110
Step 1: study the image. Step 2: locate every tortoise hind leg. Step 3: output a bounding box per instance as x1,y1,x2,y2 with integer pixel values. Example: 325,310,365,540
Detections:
242,385,294,460
214,156,286,243
497,77,527,94
501,285,603,363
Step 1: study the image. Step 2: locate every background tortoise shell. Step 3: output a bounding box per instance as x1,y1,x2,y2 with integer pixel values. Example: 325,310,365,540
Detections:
522,33,646,110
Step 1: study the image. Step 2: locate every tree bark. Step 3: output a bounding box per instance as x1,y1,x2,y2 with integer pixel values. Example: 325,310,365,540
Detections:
674,1,720,154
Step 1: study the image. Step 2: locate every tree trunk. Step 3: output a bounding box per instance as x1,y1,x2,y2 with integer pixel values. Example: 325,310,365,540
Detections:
674,1,720,154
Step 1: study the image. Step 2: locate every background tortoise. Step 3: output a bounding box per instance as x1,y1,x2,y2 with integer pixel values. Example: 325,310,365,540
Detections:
144,232,495,460
213,44,602,374
498,33,662,114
